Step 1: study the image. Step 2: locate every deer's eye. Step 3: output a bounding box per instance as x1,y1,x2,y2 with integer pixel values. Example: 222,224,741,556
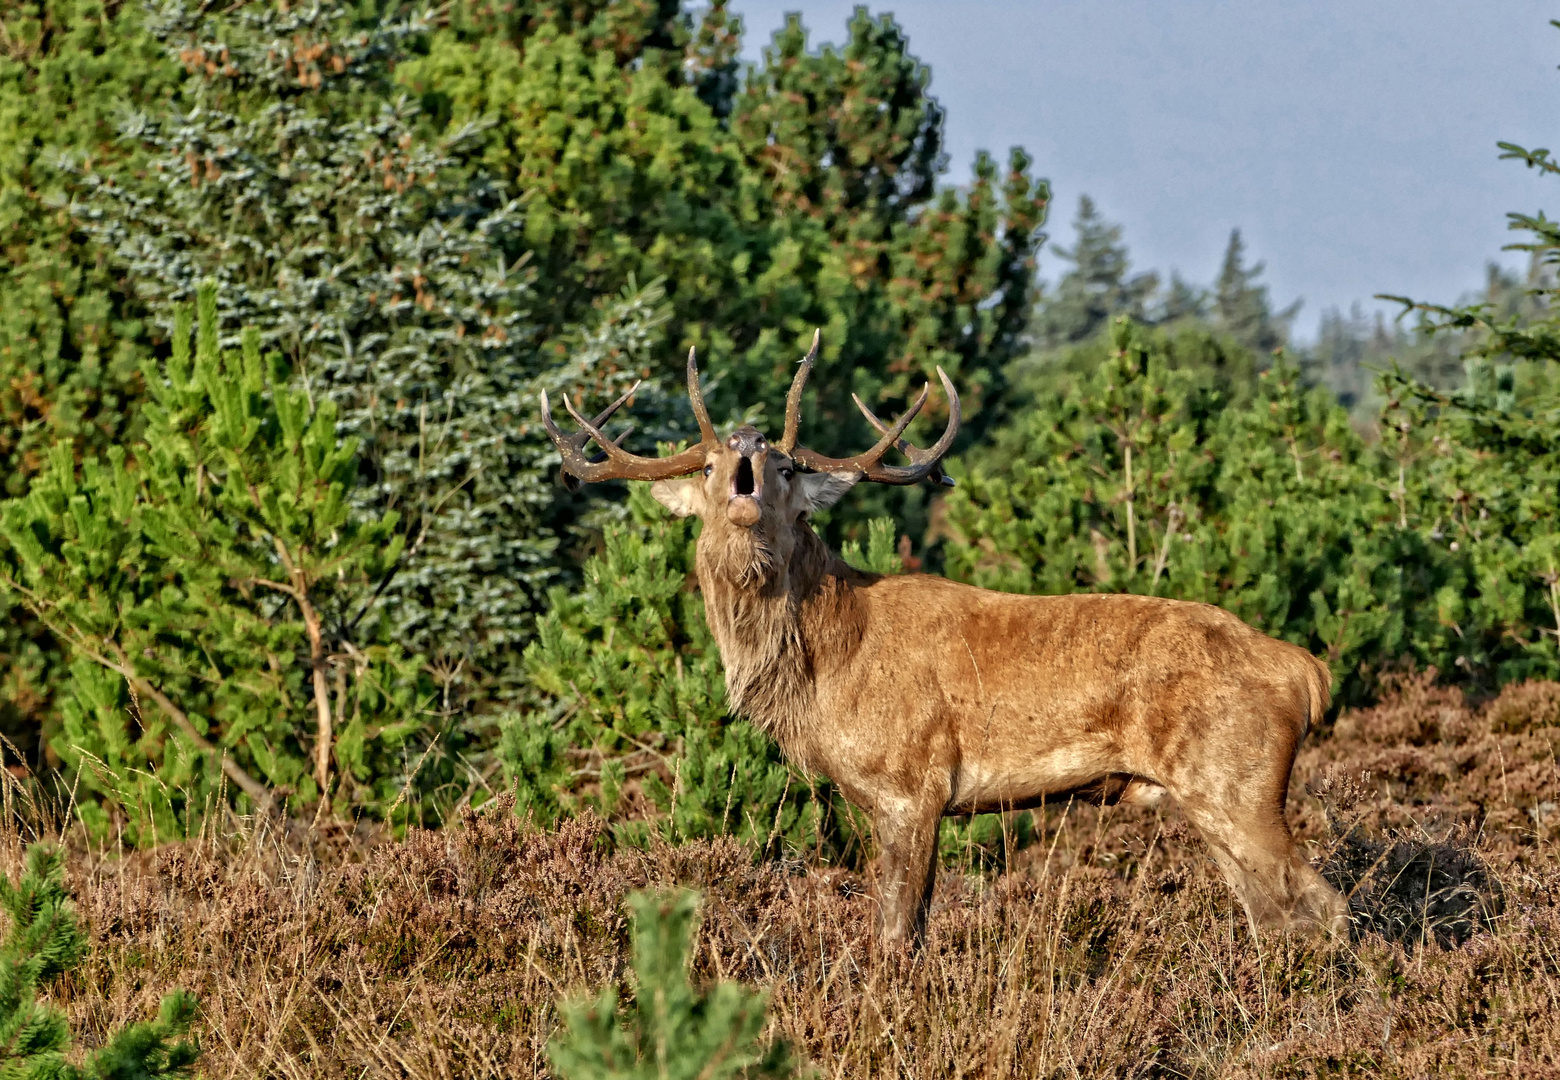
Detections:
703,464,714,477
780,467,794,481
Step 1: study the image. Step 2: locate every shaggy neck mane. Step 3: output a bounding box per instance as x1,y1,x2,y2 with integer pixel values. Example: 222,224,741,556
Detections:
696,517,868,754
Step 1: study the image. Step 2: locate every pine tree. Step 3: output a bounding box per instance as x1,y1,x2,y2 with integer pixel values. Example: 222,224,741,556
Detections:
1,284,435,839
1212,228,1300,353
61,0,672,706
413,2,1048,451
1000,313,1265,445
1159,271,1212,325
1309,303,1377,410
548,890,798,1080
1031,196,1160,348
0,844,198,1078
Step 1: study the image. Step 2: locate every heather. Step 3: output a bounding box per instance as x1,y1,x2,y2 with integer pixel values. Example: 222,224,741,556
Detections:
2,675,1554,1078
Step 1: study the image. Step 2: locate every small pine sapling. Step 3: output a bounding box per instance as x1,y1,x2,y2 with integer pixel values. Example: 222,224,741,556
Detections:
1,281,434,841
0,844,198,1079
839,517,904,576
548,890,799,1080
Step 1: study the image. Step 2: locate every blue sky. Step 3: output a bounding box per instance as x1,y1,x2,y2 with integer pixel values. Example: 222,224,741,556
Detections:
729,1,1560,339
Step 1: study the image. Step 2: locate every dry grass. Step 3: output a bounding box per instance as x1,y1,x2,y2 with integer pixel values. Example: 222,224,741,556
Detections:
11,673,1560,1078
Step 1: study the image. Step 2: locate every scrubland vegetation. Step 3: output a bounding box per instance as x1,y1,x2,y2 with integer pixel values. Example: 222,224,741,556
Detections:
3,0,1560,1074
0,674,1553,1077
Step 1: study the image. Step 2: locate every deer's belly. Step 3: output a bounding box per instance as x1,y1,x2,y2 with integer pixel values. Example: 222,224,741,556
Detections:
947,744,1167,814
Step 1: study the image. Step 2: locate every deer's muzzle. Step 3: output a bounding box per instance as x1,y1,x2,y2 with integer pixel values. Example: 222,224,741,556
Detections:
726,433,767,527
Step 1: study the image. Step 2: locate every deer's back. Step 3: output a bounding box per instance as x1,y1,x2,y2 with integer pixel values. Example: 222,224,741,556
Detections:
810,574,1328,805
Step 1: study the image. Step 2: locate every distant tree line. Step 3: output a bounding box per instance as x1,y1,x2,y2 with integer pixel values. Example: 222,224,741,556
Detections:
1029,194,1554,413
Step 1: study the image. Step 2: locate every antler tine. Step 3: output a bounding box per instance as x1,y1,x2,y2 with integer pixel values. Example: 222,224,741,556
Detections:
779,329,820,454
792,367,960,486
850,368,960,487
539,379,709,485
687,347,719,444
541,379,640,445
791,380,927,478
588,380,640,431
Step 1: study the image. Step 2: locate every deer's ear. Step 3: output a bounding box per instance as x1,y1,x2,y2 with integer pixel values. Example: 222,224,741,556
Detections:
651,477,705,518
797,471,859,512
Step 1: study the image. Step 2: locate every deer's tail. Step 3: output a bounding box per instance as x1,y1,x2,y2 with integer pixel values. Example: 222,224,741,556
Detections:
1301,653,1333,740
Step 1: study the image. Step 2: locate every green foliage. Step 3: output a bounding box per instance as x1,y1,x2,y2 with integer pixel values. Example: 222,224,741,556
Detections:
0,0,175,494
0,0,179,753
1,284,437,841
839,516,903,575
1351,124,1560,686
40,0,1046,708
0,846,82,1073
937,810,1035,871
415,1,1047,478
503,486,860,858
1026,199,1297,363
1031,196,1162,349
948,317,1560,702
548,889,798,1080
0,843,198,1079
1003,312,1267,429
1212,228,1301,354
61,0,677,704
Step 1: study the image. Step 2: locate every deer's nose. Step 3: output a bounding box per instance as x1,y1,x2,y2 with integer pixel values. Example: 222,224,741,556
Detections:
727,429,767,456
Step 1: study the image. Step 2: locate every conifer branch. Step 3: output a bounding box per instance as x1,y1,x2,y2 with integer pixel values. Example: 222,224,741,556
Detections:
99,641,276,811
92,643,273,810
0,574,275,810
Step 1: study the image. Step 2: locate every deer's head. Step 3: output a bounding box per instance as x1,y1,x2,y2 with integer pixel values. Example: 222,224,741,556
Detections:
541,332,960,580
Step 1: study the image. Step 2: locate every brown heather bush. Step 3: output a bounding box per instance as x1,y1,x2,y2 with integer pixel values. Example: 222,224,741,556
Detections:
5,675,1559,1079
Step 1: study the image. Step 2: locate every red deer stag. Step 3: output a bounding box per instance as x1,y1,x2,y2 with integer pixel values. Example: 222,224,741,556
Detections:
541,336,1348,944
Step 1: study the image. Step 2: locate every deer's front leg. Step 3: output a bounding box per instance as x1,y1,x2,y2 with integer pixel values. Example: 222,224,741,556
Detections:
873,787,947,946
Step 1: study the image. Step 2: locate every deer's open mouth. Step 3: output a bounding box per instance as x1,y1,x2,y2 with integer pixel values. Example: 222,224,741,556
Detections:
734,456,757,497
727,456,762,526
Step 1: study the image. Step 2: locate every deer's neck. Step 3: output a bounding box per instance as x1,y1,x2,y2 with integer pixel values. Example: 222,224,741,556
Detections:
695,522,868,755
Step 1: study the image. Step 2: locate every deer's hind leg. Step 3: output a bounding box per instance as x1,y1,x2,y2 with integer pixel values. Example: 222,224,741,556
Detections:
1177,795,1347,939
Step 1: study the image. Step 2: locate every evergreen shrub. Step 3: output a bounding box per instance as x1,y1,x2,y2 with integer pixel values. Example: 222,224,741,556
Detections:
547,889,798,1080
1,284,436,840
62,0,673,704
0,843,198,1078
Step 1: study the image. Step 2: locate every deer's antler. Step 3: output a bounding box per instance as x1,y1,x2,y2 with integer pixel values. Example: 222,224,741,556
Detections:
780,333,960,486
541,347,721,485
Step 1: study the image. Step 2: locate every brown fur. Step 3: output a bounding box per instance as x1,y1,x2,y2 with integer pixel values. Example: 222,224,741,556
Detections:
647,426,1348,944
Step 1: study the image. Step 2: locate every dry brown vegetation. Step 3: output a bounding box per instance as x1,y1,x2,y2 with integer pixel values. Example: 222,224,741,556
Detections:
13,674,1560,1078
